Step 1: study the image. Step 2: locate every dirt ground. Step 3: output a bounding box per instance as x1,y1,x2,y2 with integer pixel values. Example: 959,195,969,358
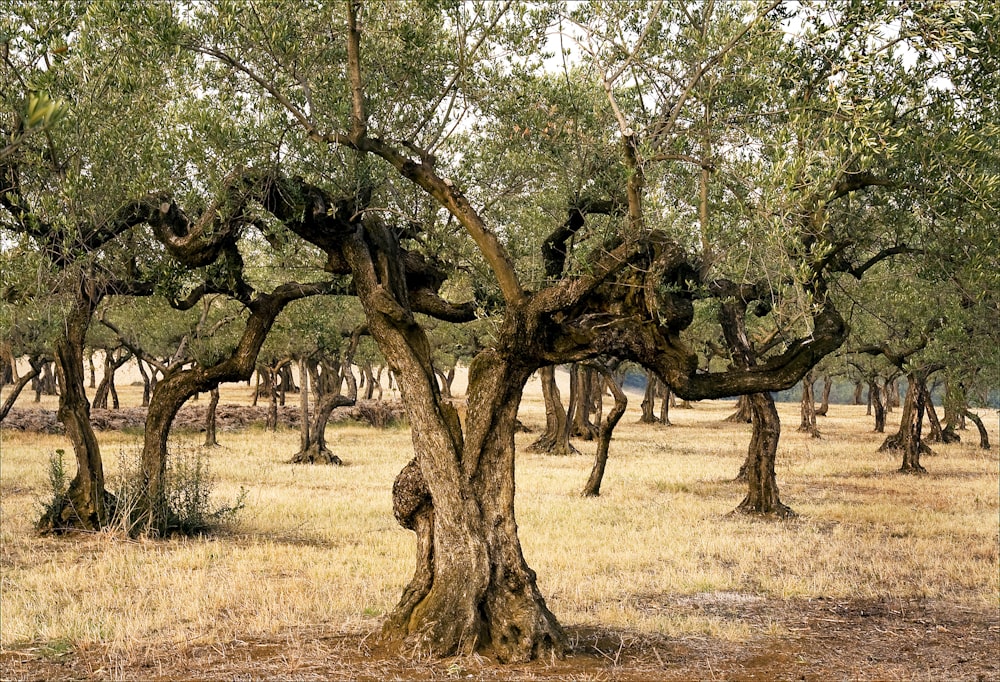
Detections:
2,594,996,681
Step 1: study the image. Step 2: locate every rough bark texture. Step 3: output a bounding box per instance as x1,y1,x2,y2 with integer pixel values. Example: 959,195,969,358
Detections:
798,372,821,437
570,364,599,439
526,366,577,456
289,391,356,464
639,369,657,423
38,287,110,533
879,372,933,473
582,364,627,497
735,392,793,517
870,380,886,433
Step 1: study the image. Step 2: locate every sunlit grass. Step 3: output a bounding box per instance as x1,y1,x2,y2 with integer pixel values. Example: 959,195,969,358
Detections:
1,379,997,656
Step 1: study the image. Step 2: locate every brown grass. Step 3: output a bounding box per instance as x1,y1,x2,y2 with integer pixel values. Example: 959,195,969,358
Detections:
1,376,997,680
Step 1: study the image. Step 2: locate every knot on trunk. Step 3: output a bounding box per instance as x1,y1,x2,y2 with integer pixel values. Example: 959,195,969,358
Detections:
392,458,432,530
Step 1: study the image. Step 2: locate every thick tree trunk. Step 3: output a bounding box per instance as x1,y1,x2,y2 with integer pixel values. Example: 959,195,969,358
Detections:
735,392,793,517
814,375,832,416
289,391,355,464
724,394,753,423
526,365,577,455
657,380,671,426
435,366,455,399
964,410,990,450
797,372,820,437
204,386,220,447
639,369,657,423
879,372,933,473
870,380,886,433
582,365,627,497
38,288,110,533
570,364,599,439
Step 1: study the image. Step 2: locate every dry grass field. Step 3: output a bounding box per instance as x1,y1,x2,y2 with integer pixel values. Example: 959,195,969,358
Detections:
1,373,997,681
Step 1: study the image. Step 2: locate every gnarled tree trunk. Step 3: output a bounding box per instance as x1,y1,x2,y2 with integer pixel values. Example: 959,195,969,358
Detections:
879,370,935,473
870,380,886,432
638,369,657,423
964,410,990,450
526,365,577,455
797,372,820,437
735,392,793,517
38,286,110,533
569,363,599,439
0,355,44,422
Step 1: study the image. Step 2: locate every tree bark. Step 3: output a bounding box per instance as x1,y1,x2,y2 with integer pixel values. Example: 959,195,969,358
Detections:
0,355,44,422
869,380,886,433
814,374,832,416
204,386,220,447
526,365,577,455
724,394,753,423
582,364,627,497
853,380,864,406
879,371,934,473
797,372,820,437
735,392,793,516
964,410,990,450
570,364,599,439
137,358,151,407
639,369,657,423
38,285,110,533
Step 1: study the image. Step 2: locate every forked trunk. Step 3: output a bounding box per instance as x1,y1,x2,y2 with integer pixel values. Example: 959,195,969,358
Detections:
879,371,933,473
582,364,627,497
735,392,793,517
290,390,355,464
526,365,577,455
38,288,110,533
384,354,566,662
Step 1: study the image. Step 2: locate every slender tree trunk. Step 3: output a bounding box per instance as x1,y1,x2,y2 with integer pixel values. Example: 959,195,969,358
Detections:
925,396,947,443
38,286,110,533
526,365,577,455
0,356,44,422
582,365,627,497
814,375,832,416
88,353,97,389
266,367,279,431
964,410,990,450
204,386,220,447
853,381,864,406
137,358,151,407
299,358,310,451
870,380,886,433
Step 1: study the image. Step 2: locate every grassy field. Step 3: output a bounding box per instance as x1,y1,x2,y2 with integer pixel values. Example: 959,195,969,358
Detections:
0,377,997,680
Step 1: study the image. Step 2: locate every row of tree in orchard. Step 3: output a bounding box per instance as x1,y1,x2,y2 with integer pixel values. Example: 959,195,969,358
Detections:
2,0,997,663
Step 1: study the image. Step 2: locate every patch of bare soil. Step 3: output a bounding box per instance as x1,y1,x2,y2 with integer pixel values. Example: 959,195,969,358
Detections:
0,400,406,435
2,597,996,681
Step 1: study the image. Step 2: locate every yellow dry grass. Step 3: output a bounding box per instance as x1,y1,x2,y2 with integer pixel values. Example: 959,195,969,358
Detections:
1,378,997,663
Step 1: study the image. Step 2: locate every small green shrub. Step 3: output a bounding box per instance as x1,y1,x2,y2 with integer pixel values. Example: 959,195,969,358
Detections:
108,446,246,538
